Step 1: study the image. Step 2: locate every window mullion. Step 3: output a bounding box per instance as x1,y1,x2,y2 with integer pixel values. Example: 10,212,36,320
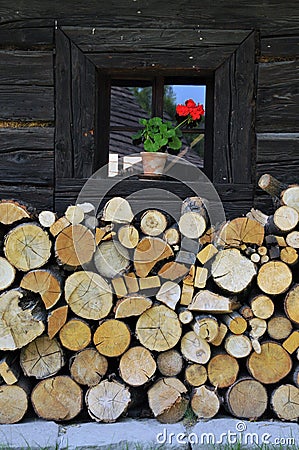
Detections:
152,76,164,117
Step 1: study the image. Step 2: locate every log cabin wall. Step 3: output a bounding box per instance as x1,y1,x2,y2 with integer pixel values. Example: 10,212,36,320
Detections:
0,1,298,217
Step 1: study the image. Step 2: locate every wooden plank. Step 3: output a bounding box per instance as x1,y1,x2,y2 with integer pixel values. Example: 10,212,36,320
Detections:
0,27,53,49
0,127,54,151
213,32,256,184
256,162,299,185
257,133,299,162
55,29,73,178
71,42,96,178
0,1,299,35
0,51,53,85
0,86,54,120
87,47,236,71
261,36,299,57
256,61,299,132
62,27,249,51
0,150,53,185
0,185,53,210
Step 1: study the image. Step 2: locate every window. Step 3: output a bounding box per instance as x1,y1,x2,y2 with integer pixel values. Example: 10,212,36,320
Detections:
97,74,213,177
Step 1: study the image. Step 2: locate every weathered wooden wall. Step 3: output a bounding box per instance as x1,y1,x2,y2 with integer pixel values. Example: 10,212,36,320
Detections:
0,0,298,216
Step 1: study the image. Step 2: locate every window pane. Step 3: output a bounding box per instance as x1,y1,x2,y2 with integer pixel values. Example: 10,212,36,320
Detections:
181,132,204,168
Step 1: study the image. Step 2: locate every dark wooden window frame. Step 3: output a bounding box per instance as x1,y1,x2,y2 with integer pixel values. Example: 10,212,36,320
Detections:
55,26,257,215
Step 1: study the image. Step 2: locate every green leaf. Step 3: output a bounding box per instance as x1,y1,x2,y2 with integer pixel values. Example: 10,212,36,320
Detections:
139,118,147,126
166,129,175,138
144,138,158,152
132,130,143,141
150,117,162,126
169,136,182,151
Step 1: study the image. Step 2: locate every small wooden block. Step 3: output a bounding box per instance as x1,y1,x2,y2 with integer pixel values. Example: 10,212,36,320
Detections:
180,284,194,306
194,267,208,289
183,265,195,286
197,244,218,265
283,331,299,354
124,273,139,294
49,216,70,237
275,236,287,247
139,276,161,291
112,277,128,298
210,323,228,346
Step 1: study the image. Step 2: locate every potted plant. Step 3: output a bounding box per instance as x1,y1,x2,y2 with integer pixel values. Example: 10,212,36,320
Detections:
132,99,205,175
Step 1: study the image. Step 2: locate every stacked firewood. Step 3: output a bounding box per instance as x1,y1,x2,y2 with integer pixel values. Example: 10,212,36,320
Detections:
0,173,299,425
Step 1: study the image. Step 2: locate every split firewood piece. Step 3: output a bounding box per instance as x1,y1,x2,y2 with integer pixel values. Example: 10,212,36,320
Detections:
286,231,299,248
207,354,239,388
55,224,95,269
192,315,219,342
271,384,299,421
140,210,168,236
180,284,194,306
0,353,20,385
183,265,195,285
0,199,30,225
156,281,181,310
20,335,65,379
95,241,130,278
247,341,292,384
59,319,91,352
0,289,45,351
191,385,220,419
119,346,156,386
124,272,139,293
136,305,181,352
179,212,206,239
194,267,208,289
189,290,240,314
250,294,274,319
148,377,187,417
49,216,70,237
134,237,173,278
212,249,257,294
101,197,134,223
210,323,228,346
95,224,114,245
217,217,264,248
111,277,127,297
0,383,28,423
197,244,218,265
284,284,299,324
38,210,56,228
158,261,189,281
282,331,299,354
20,269,62,310
180,331,211,364
65,205,85,225
267,315,292,341
118,224,139,248
226,378,268,419
31,375,82,421
86,380,131,423
157,396,189,424
273,206,298,232
185,364,207,387
239,304,254,320
139,275,161,293
157,349,183,377
257,261,292,295
249,318,267,340
164,225,180,245
69,348,108,386
280,246,298,265
114,295,152,318
47,305,68,339
4,223,52,271
224,334,252,358
93,319,131,357
223,312,247,334
178,308,193,324
64,271,112,320
0,257,15,291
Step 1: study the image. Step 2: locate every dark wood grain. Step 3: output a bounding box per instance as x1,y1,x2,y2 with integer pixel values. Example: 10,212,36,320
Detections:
0,86,54,120
261,36,299,57
62,27,249,52
0,27,53,49
213,32,256,184
0,127,54,151
257,133,299,162
0,1,298,35
0,151,53,185
256,162,299,185
256,60,299,132
0,185,53,210
0,51,53,85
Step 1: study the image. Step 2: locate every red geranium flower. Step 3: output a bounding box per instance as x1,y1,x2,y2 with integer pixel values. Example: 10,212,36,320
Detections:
185,99,196,108
176,104,189,117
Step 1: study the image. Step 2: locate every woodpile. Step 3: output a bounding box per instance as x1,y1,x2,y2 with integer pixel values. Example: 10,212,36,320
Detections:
0,174,299,424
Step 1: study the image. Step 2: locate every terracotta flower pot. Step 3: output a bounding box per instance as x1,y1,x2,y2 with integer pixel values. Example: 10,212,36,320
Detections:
140,152,168,175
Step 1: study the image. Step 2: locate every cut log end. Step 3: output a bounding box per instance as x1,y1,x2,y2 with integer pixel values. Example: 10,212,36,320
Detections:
226,378,268,419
